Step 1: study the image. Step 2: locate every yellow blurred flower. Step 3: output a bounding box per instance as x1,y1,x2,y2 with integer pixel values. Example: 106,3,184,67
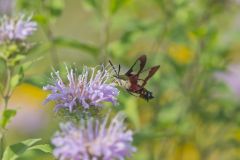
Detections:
170,143,200,160
139,105,154,126
233,129,240,142
4,83,50,135
9,83,48,107
168,44,195,65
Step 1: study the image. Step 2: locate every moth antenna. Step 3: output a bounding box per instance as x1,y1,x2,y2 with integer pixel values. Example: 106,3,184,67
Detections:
108,60,118,76
118,64,121,77
108,60,123,86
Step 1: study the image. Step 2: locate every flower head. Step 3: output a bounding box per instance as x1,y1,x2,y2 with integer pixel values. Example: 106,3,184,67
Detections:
43,66,119,112
215,64,240,96
0,14,37,43
52,112,136,160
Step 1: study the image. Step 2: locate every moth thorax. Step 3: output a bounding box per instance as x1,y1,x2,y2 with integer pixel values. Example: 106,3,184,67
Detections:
118,79,131,89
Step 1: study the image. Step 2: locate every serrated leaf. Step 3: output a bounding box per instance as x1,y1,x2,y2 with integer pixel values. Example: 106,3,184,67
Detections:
53,37,99,56
0,109,17,128
2,138,42,160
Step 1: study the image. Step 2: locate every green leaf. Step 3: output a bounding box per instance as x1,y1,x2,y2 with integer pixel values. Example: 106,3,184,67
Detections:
0,109,17,128
2,138,49,160
34,14,49,25
20,138,42,146
6,44,19,57
10,74,22,90
53,37,99,56
110,0,130,14
8,57,42,91
8,55,26,67
20,57,43,73
27,144,52,153
47,0,65,17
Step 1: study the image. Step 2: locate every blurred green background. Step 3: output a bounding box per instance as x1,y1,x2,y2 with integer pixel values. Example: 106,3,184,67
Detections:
1,0,240,159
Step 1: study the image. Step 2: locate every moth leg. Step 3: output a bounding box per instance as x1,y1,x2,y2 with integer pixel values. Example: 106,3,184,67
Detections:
126,90,138,97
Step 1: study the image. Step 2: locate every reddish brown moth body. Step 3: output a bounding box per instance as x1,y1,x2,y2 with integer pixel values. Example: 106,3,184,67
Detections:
109,55,160,101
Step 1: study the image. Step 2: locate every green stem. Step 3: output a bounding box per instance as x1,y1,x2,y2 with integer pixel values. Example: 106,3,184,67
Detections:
0,65,12,159
4,97,9,110
0,130,5,159
4,67,11,109
47,26,59,66
41,0,59,66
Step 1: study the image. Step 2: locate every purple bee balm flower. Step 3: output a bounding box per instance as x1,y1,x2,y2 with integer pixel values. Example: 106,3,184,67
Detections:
215,64,240,96
52,112,136,160
0,14,37,43
43,66,119,112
